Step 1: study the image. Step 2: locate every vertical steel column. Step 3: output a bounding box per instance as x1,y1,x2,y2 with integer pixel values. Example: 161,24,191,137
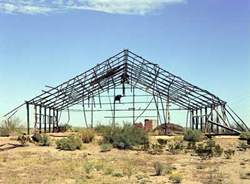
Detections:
113,87,116,126
91,96,94,128
216,107,220,134
56,109,59,129
211,107,214,133
195,109,199,130
26,102,30,135
34,105,37,130
44,107,47,133
200,109,203,132
52,109,55,132
205,107,208,133
39,105,42,133
191,110,194,130
133,86,135,124
48,108,51,133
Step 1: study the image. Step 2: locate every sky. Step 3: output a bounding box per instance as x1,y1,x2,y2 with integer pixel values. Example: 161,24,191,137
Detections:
0,0,249,127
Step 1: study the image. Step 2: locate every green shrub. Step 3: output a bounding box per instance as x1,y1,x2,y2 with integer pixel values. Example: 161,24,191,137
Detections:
239,131,250,140
214,144,223,157
195,139,223,159
95,124,112,135
102,124,149,149
187,141,196,149
112,171,124,177
83,160,94,174
100,143,112,152
147,144,163,155
224,149,235,159
169,173,182,183
165,164,176,175
168,141,184,155
56,135,82,151
31,133,43,142
157,138,168,145
31,133,50,146
38,134,51,146
238,141,248,151
0,118,23,136
183,129,203,143
57,123,73,132
153,161,165,176
240,131,250,145
79,129,95,143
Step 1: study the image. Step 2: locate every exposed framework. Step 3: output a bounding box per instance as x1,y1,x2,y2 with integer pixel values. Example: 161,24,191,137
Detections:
4,49,249,135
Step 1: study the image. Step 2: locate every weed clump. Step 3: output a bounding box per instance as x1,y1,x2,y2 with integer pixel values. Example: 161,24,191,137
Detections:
38,134,51,146
100,143,112,152
147,144,163,155
238,141,248,151
169,172,183,183
31,133,51,146
79,129,95,143
153,161,165,176
157,138,168,145
58,123,73,132
0,118,24,136
183,129,203,143
224,149,235,159
102,124,149,149
56,135,83,151
240,131,250,145
168,141,184,155
195,139,223,159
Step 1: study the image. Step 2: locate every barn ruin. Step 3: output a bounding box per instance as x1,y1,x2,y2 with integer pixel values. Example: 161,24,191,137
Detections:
4,49,249,135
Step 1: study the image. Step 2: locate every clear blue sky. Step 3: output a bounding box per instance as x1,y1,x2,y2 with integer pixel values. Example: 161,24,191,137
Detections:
0,0,249,126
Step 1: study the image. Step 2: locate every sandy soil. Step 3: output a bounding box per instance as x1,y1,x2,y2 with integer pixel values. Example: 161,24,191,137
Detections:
0,135,249,184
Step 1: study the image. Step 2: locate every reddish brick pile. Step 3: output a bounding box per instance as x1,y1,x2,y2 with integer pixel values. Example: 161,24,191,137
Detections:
134,119,153,132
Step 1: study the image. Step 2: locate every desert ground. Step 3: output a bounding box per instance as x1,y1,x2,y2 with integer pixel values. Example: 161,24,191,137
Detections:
0,135,250,184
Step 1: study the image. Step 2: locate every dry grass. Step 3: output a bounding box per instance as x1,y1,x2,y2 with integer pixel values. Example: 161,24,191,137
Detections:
0,135,249,184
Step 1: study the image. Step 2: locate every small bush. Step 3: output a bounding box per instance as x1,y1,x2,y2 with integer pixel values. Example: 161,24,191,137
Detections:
165,164,176,174
153,161,165,176
79,129,95,143
100,143,112,152
95,124,112,135
56,135,82,151
195,139,223,159
0,118,23,137
58,123,73,132
31,133,43,142
168,141,184,155
238,141,248,151
83,160,94,174
112,171,124,177
102,124,149,149
123,164,134,179
148,144,163,155
183,129,203,143
187,141,196,149
157,138,168,145
224,149,235,159
38,134,51,146
239,131,250,140
169,173,182,183
104,167,114,175
31,133,50,146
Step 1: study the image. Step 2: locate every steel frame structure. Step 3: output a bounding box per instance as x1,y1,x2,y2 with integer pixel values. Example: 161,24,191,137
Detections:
4,49,249,135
